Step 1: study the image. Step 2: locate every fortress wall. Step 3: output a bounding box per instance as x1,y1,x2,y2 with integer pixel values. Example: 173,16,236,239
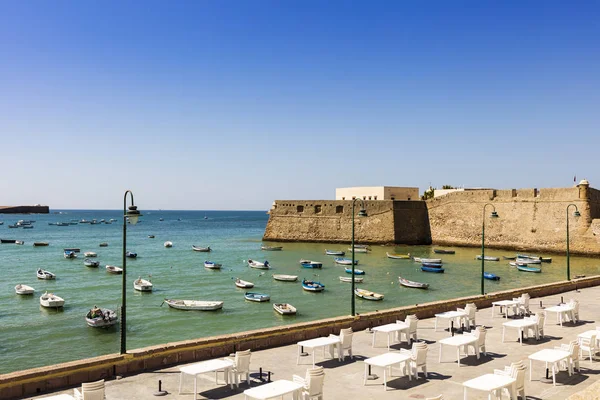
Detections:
263,200,396,243
393,201,431,244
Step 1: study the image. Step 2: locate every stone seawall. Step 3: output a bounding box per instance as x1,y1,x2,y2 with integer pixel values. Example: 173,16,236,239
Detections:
2,276,598,399
0,206,49,214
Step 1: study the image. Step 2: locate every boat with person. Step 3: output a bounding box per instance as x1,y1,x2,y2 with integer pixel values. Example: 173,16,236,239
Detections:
40,292,65,308
84,258,100,268
421,266,445,273
85,307,118,327
163,299,223,311
105,265,123,274
344,267,365,275
164,241,173,248
126,251,137,258
413,257,442,263
517,265,542,273
299,259,323,269
204,261,222,270
273,303,297,315
325,249,345,256
334,258,358,265
15,284,35,295
433,249,455,254
133,277,153,292
37,269,56,280
273,274,298,282
192,245,211,252
248,259,270,269
234,278,254,288
64,250,77,259
33,242,49,247
261,245,283,251
354,288,384,301
475,255,500,261
339,276,364,283
386,252,410,259
483,272,501,281
301,279,325,292
244,292,270,302
398,277,429,289
84,251,97,257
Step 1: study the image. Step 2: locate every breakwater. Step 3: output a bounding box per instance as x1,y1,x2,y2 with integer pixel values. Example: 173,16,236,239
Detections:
0,205,49,214
2,275,598,399
263,183,600,254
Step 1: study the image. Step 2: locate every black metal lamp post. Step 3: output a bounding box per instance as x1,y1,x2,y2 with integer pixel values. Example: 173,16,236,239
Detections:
351,198,368,316
481,204,498,295
121,190,141,355
566,204,580,281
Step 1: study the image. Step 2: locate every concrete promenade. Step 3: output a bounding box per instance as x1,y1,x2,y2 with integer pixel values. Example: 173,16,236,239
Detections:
31,285,600,400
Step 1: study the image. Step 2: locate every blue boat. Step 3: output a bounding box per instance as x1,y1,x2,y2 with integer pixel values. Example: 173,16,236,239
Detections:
345,267,365,275
126,251,137,258
483,272,500,281
517,265,541,273
421,266,444,273
421,262,443,268
299,259,323,269
334,258,358,265
302,279,325,292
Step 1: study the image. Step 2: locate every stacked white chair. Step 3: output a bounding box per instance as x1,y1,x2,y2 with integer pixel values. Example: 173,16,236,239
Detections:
493,361,526,400
293,366,325,400
457,303,477,329
397,314,418,343
462,326,487,357
73,379,105,400
400,342,428,379
224,349,252,387
329,327,353,361
512,293,530,316
554,340,580,374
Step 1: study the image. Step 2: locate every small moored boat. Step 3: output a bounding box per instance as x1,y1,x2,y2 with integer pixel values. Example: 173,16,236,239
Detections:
325,249,345,256
37,269,56,280
15,284,35,295
234,278,254,288
164,299,223,311
244,292,270,302
106,265,123,274
15,240,24,245
502,256,517,260
339,276,364,283
475,255,500,261
204,261,222,270
248,259,270,269
84,251,97,257
164,241,173,248
354,288,384,301
413,257,442,263
302,279,325,292
517,265,542,273
334,258,358,265
483,272,501,281
421,266,444,273
40,292,64,308
386,252,410,259
540,257,552,263
99,242,108,247
398,277,429,289
345,267,365,275
348,247,369,253
126,251,137,258
421,262,443,268
192,245,211,252
133,277,153,291
273,303,297,315
64,250,77,259
148,235,155,238
273,274,298,282
261,245,283,251
299,259,323,269
33,242,49,247
433,249,455,254
84,258,100,267
85,307,118,327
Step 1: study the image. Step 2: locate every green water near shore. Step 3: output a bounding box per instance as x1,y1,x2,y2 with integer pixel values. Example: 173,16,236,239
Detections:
1,210,599,374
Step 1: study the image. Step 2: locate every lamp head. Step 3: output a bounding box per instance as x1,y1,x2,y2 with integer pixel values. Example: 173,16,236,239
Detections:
573,210,581,217
126,205,142,225
490,211,499,218
358,208,368,217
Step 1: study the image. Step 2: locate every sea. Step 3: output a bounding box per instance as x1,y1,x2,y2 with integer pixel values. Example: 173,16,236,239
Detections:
1,209,599,374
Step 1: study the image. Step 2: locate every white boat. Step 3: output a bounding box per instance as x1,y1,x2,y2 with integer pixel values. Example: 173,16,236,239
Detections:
248,259,270,269
339,276,364,283
204,261,222,269
235,278,254,288
334,258,358,265
40,292,65,308
475,255,500,261
413,257,442,263
325,249,345,256
398,276,429,289
273,303,297,315
84,258,100,267
85,307,118,328
386,252,411,259
37,269,56,280
64,250,77,259
273,274,298,282
354,288,384,301
133,277,153,292
164,241,173,248
245,292,270,302
15,240,24,245
15,284,35,295
106,265,123,274
84,251,97,257
192,245,211,252
261,245,283,251
164,299,224,311
348,247,369,253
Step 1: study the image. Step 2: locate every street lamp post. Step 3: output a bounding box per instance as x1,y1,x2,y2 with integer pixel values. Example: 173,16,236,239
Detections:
481,203,499,295
121,190,141,355
351,198,368,316
566,204,581,281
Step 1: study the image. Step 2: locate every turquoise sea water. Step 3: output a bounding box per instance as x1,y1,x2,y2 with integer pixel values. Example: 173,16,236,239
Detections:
1,209,599,374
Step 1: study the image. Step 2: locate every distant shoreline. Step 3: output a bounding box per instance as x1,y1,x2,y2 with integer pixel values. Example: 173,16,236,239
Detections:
0,205,49,214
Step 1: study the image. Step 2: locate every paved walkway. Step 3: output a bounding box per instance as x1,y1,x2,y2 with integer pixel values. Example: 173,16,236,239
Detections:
33,285,600,400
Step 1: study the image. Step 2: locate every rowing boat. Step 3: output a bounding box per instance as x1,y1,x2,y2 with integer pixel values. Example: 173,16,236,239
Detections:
354,288,384,301
398,277,429,289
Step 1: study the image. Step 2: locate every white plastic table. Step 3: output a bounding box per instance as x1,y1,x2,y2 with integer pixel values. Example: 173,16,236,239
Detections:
296,336,341,367
502,319,538,345
439,335,479,366
492,300,519,318
463,373,517,400
363,352,412,390
528,349,571,386
578,330,600,346
244,379,303,400
435,311,467,332
179,358,234,399
372,322,409,350
544,305,574,326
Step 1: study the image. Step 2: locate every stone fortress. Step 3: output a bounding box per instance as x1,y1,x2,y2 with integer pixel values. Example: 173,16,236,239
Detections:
263,181,600,255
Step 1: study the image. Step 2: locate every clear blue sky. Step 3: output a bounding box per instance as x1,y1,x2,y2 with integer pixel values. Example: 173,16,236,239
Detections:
1,1,598,210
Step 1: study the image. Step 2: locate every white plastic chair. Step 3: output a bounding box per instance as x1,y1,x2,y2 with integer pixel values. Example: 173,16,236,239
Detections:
579,333,596,362
494,361,526,400
397,315,418,343
73,379,105,400
224,349,251,387
567,299,580,323
400,342,428,379
457,303,477,329
463,326,486,357
512,293,530,316
329,327,353,360
293,366,325,400
555,340,580,374
525,311,545,339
